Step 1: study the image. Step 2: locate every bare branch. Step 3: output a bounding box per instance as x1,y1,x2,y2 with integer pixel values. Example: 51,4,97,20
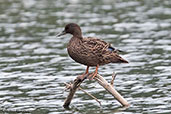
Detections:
95,74,130,107
63,73,130,108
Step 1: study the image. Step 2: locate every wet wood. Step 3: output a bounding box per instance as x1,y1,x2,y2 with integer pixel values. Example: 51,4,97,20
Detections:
63,75,87,108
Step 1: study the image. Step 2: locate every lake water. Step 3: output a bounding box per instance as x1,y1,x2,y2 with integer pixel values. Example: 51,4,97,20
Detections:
0,0,171,113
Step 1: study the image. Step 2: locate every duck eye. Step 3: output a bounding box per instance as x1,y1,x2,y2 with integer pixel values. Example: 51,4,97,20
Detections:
65,26,69,31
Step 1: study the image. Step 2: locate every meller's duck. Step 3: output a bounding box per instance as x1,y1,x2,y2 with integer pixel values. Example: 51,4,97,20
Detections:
58,23,128,80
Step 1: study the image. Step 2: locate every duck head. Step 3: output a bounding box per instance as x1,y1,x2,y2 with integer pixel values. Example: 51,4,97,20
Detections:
57,23,82,38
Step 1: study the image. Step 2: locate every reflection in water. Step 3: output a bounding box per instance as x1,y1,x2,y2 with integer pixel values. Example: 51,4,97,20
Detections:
0,0,171,113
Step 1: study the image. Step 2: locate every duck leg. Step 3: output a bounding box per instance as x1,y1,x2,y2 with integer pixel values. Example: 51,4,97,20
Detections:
85,66,89,75
89,64,99,80
79,66,89,80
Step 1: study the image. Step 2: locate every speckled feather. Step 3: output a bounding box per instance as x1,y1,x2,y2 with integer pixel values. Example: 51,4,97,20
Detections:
67,36,128,66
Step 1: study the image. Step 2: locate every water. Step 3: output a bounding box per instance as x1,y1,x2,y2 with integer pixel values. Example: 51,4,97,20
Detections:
0,0,171,113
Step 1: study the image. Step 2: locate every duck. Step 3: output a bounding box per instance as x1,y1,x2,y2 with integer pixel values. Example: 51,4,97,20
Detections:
57,23,128,80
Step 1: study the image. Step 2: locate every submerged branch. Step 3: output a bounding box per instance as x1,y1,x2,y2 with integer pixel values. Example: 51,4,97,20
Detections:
63,74,88,108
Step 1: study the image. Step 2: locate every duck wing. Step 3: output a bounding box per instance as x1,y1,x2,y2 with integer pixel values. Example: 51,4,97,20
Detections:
82,37,128,65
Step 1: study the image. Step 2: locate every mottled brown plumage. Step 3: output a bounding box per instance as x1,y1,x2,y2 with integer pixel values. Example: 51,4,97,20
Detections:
58,23,128,79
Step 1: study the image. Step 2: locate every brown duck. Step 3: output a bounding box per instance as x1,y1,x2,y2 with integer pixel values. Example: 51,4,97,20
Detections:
58,23,128,80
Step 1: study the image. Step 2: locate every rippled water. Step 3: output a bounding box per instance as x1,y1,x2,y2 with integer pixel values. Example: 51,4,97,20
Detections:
0,0,171,113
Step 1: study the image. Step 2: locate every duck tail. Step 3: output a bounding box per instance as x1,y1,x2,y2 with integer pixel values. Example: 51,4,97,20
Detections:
112,53,129,63
119,57,129,63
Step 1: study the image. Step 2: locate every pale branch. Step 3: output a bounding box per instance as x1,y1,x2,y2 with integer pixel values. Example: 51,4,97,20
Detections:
95,74,130,107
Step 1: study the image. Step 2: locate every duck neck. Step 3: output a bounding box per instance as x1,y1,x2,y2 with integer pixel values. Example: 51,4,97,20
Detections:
73,32,83,40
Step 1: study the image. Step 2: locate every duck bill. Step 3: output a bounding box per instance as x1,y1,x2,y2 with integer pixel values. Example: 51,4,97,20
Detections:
57,30,66,37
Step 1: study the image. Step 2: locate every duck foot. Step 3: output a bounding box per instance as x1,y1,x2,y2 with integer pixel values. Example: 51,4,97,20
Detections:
87,72,97,80
78,66,90,80
87,64,99,80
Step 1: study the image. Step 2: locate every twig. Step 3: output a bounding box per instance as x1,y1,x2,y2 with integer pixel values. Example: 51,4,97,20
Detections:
110,72,117,86
79,87,101,106
64,82,72,91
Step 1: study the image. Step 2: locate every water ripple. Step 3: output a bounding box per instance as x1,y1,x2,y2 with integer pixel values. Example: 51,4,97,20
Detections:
0,0,171,113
